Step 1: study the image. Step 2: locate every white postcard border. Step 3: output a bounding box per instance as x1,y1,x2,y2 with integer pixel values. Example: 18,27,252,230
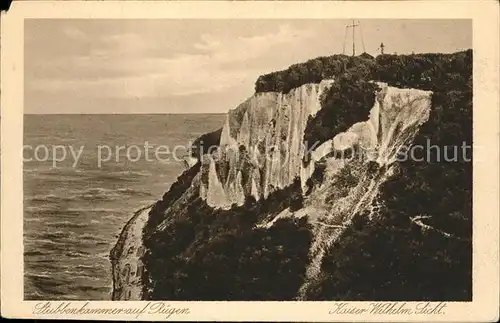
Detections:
1,1,499,321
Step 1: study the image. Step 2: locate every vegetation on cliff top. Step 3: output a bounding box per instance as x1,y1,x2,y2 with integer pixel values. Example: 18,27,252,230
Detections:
255,50,471,94
255,54,369,93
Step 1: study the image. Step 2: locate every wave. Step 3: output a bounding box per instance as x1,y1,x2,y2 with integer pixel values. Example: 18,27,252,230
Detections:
29,194,66,203
62,272,104,282
25,208,86,219
78,187,149,196
65,250,92,257
79,187,151,200
24,168,153,186
79,188,122,200
28,186,152,205
97,251,111,259
116,187,152,196
24,167,89,178
28,238,64,246
28,274,72,295
26,272,53,279
24,216,45,222
65,207,118,213
100,214,121,220
77,285,111,293
25,258,64,269
36,231,71,240
73,262,107,271
107,170,152,177
24,250,46,257
27,134,78,143
25,205,58,213
89,174,142,183
44,221,89,229
79,233,107,242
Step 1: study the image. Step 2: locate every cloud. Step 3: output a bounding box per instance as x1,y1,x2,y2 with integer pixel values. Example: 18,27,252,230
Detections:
101,32,162,56
27,23,315,99
194,24,314,62
29,64,246,98
62,26,88,41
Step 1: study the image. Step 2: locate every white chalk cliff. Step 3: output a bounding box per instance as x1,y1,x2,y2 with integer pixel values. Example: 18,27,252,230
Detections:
200,79,334,209
198,80,432,216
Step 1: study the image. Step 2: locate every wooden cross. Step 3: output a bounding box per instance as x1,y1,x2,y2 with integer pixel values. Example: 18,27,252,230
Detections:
346,20,359,56
380,42,385,55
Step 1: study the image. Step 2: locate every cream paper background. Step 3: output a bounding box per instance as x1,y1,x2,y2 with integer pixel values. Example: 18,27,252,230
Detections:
1,0,499,321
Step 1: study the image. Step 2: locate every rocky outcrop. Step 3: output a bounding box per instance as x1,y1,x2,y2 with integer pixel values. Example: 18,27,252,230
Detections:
297,82,433,187
110,204,153,300
200,79,334,209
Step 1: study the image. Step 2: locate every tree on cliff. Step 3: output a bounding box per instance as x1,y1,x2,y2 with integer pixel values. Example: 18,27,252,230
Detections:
303,71,379,153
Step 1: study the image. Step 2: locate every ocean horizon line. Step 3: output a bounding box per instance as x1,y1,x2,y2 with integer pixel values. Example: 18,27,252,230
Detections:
22,112,227,116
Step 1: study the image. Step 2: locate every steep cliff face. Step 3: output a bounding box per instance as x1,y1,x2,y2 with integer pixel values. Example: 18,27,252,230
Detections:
199,80,334,209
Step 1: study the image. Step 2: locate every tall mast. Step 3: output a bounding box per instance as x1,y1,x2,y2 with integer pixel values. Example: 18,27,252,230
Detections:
352,19,356,56
345,20,359,56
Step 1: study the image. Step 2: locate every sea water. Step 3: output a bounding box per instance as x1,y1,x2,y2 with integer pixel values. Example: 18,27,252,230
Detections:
23,114,225,300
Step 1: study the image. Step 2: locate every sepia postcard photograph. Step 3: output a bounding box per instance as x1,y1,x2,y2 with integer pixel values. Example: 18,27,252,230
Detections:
1,0,499,321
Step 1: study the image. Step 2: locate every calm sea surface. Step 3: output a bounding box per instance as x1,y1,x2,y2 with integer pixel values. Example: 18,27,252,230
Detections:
23,114,225,300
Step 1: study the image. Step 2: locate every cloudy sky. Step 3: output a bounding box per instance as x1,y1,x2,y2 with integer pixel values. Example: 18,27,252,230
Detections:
25,19,471,114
